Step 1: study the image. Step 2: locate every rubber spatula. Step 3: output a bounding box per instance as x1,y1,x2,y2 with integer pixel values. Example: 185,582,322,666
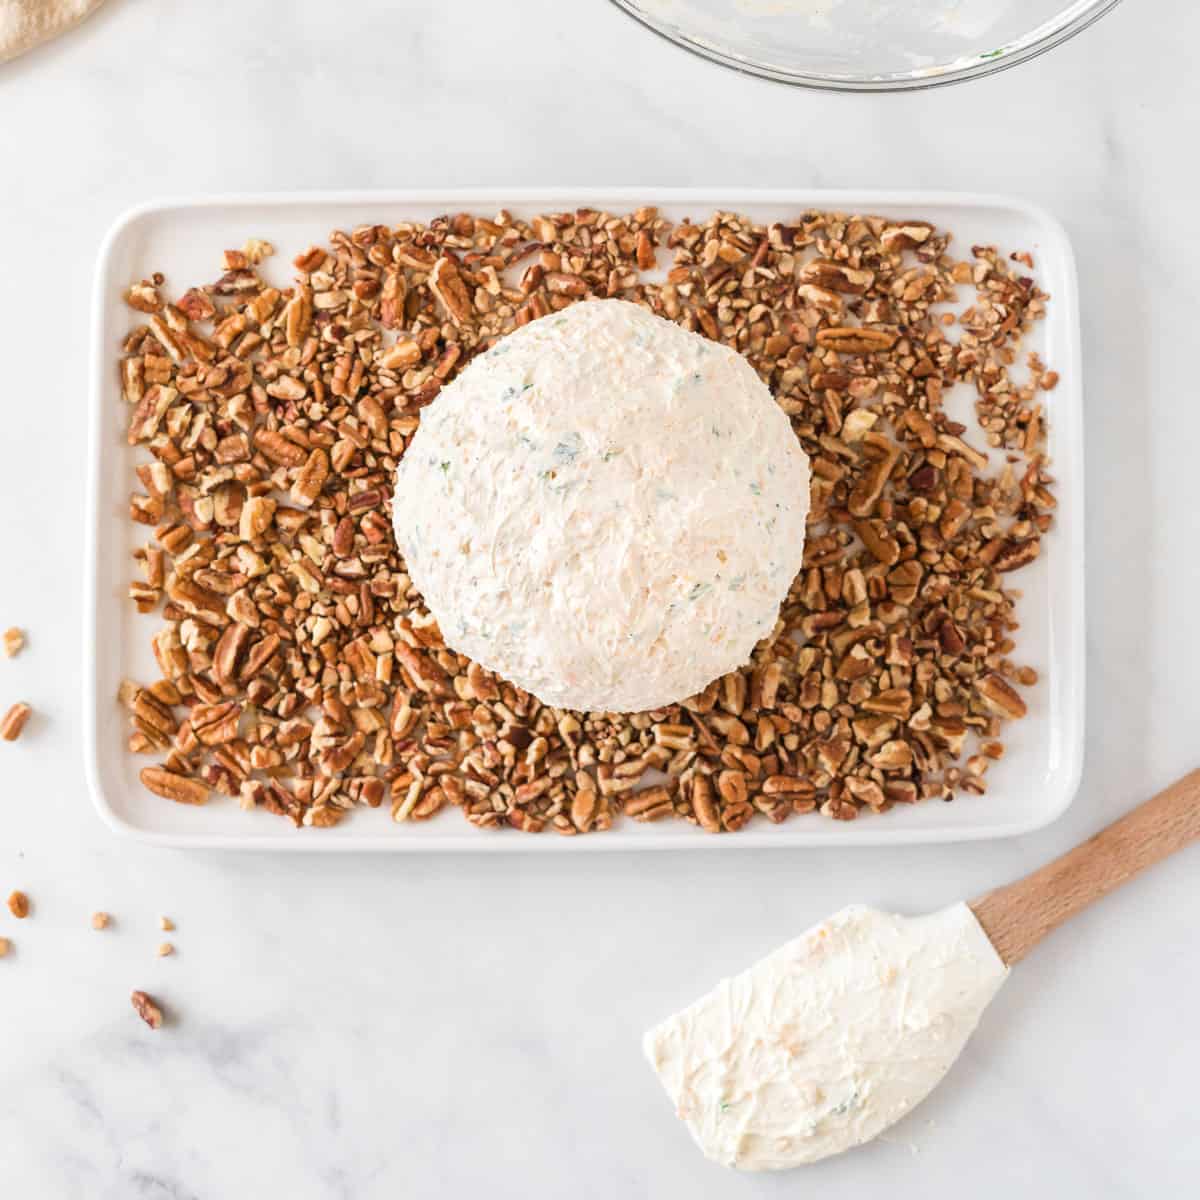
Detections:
645,769,1200,1169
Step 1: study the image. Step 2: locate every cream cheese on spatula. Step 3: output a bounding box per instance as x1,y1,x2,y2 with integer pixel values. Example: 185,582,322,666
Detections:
643,903,1007,1169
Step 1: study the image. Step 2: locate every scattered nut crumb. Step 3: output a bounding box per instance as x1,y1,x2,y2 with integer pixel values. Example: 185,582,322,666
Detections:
159,916,174,932
156,942,174,957
131,989,164,1029
1,627,23,658
7,890,29,919
0,937,9,957
0,702,31,742
92,911,110,930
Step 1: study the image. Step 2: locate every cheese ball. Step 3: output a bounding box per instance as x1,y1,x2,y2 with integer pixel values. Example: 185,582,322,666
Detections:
392,299,811,713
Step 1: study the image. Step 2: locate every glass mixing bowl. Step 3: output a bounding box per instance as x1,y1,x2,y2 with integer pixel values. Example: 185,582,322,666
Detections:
609,0,1124,90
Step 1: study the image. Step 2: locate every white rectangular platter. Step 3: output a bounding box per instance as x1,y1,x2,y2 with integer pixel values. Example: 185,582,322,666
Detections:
85,190,1085,850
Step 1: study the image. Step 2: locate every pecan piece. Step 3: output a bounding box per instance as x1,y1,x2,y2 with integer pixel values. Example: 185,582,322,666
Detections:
283,291,312,346
993,539,1040,572
815,327,898,354
290,448,330,508
717,769,748,806
636,230,656,271
213,268,260,295
131,990,164,1030
238,495,276,542
127,686,177,737
881,222,934,252
254,430,308,468
213,623,252,690
847,440,902,517
796,283,843,315
0,702,31,742
844,776,886,809
176,288,215,322
190,701,241,745
544,271,588,297
625,786,674,821
868,739,914,770
691,773,720,833
379,339,422,370
239,633,281,683
395,644,452,697
165,576,225,619
762,774,816,801
976,672,1028,719
429,257,472,325
266,375,307,402
798,259,875,294
124,281,162,313
860,688,913,718
318,731,366,776
570,785,598,833
140,766,209,806
855,519,901,565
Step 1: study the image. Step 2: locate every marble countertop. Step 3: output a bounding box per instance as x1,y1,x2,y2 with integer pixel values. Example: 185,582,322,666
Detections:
1,1,1196,1194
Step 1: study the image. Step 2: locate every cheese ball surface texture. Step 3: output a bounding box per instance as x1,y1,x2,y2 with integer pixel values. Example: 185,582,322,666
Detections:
392,299,811,713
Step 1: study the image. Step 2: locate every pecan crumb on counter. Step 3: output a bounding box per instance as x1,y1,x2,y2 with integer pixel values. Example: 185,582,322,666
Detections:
1,702,31,742
116,208,1057,835
131,990,164,1030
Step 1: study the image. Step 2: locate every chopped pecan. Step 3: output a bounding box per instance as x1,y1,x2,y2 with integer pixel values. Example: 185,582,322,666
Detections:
0,702,31,742
213,623,252,690
176,288,215,322
238,495,276,541
239,633,280,682
976,672,1028,719
815,327,898,354
290,448,329,508
798,259,875,294
690,773,720,833
993,539,1040,572
847,438,902,517
140,766,209,805
881,222,934,252
625,786,674,821
124,281,162,313
131,990,164,1030
429,257,472,325
379,339,422,370
190,701,241,745
395,643,452,697
762,774,815,800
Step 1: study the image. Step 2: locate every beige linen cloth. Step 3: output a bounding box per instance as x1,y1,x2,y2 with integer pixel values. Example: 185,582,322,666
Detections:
1,0,105,64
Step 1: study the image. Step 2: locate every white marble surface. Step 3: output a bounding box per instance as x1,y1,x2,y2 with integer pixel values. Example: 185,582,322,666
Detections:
0,0,1197,1194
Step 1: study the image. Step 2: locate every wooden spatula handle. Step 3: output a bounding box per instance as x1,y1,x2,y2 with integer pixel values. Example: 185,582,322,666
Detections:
970,768,1200,966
